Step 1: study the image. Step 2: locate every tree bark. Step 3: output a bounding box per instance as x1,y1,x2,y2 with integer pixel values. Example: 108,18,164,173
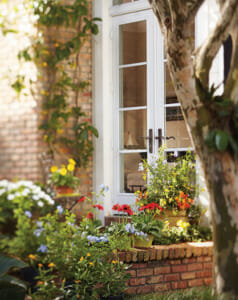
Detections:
148,0,238,297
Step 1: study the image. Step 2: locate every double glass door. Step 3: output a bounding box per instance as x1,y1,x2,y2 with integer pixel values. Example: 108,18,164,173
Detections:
113,10,192,205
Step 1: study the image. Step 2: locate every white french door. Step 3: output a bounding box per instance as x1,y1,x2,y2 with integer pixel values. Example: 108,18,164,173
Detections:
112,9,193,206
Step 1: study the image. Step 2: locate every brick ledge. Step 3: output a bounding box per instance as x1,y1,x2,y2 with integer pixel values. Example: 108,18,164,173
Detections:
118,242,213,263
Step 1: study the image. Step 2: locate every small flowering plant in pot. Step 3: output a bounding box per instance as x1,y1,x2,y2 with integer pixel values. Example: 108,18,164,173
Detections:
135,147,198,223
49,158,80,195
131,205,164,248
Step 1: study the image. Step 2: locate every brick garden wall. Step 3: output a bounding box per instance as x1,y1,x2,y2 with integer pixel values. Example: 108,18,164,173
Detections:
118,242,213,296
0,0,94,200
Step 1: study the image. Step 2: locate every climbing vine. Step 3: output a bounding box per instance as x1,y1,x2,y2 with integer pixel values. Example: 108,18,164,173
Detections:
6,0,100,168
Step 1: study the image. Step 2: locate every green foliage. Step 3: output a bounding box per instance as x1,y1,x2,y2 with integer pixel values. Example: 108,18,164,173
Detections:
0,254,28,300
136,146,197,211
0,180,54,257
5,0,100,168
196,79,238,155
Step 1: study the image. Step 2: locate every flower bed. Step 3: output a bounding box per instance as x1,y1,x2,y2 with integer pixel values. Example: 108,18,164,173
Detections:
120,242,213,295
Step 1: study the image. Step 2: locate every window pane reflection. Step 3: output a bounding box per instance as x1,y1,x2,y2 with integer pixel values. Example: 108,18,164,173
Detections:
120,152,146,193
119,21,146,65
166,107,192,148
119,65,146,107
120,109,147,150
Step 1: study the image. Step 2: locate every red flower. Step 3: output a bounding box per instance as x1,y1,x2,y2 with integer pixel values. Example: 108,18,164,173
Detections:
121,204,133,216
112,204,122,211
139,203,163,212
87,212,94,219
92,204,104,210
78,196,86,203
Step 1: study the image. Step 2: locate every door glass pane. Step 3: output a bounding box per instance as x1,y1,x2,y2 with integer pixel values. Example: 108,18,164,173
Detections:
119,65,146,107
120,152,146,193
165,63,178,104
119,21,146,65
120,109,147,150
113,0,131,4
166,107,192,148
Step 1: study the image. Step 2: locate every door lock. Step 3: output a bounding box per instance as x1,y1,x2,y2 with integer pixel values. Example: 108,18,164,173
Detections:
139,129,153,153
155,129,175,148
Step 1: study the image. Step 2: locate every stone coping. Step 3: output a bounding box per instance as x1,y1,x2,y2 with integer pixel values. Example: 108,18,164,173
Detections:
118,242,213,263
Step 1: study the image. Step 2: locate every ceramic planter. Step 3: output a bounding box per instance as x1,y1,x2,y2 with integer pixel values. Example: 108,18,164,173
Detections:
133,234,154,248
54,186,74,196
154,209,189,226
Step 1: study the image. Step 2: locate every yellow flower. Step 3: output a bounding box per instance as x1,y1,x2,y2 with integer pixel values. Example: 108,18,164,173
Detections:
89,262,94,266
51,166,58,173
43,62,48,67
164,189,169,192
41,110,48,115
38,263,43,267
80,257,84,261
62,278,66,283
57,129,64,134
67,164,75,172
69,158,76,165
48,262,55,268
43,135,48,142
87,253,91,257
143,174,147,180
28,254,36,260
112,260,118,264
55,43,60,47
41,90,49,96
60,168,67,176
140,203,144,207
75,280,81,283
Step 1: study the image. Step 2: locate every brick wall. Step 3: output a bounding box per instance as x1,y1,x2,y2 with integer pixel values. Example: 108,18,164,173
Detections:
118,242,213,295
0,0,93,200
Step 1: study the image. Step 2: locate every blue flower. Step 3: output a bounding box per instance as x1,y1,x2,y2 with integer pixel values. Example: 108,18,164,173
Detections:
36,221,42,228
125,223,135,234
57,205,64,215
37,244,48,253
34,228,44,237
99,184,109,192
24,210,32,218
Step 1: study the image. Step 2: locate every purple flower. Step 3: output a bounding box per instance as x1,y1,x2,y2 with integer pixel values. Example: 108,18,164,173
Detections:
57,205,64,215
24,210,32,218
99,184,109,192
37,244,48,253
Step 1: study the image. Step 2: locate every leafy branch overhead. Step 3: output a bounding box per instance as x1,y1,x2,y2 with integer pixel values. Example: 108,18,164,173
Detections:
10,0,101,168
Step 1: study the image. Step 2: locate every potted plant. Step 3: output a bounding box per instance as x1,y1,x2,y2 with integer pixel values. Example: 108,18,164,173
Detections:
131,207,164,248
135,147,197,225
49,158,80,195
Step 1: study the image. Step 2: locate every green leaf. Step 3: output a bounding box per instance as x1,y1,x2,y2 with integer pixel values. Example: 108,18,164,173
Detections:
205,130,216,150
0,254,27,277
0,281,26,300
215,130,228,151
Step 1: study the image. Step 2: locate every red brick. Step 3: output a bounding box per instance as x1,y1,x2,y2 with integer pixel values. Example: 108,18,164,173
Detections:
146,275,164,284
154,283,170,292
181,272,196,280
131,263,148,269
169,248,174,259
204,278,213,285
154,266,171,275
156,249,162,260
188,263,203,271
169,259,181,265
136,285,154,294
182,258,197,264
188,279,203,287
172,265,187,273
149,248,156,260
124,287,136,295
129,277,146,286
204,262,213,270
137,268,153,277
126,270,136,277
196,270,213,278
172,281,187,290
165,274,180,282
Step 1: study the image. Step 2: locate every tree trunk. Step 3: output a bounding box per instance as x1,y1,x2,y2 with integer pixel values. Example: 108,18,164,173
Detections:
148,0,238,297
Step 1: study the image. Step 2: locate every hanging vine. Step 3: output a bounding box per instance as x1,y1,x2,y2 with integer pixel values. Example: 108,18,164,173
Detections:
9,0,100,168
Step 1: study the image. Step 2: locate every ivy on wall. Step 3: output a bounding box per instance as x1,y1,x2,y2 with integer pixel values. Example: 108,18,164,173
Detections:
6,0,100,168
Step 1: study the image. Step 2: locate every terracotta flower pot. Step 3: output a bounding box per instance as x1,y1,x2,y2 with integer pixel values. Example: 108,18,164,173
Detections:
133,234,154,248
54,186,74,196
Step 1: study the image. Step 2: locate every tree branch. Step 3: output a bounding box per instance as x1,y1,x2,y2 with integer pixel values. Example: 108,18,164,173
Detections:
186,0,205,23
195,0,238,87
147,0,171,35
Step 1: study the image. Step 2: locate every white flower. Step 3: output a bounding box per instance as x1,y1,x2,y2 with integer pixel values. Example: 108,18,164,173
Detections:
7,194,15,201
37,201,44,207
138,162,144,171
